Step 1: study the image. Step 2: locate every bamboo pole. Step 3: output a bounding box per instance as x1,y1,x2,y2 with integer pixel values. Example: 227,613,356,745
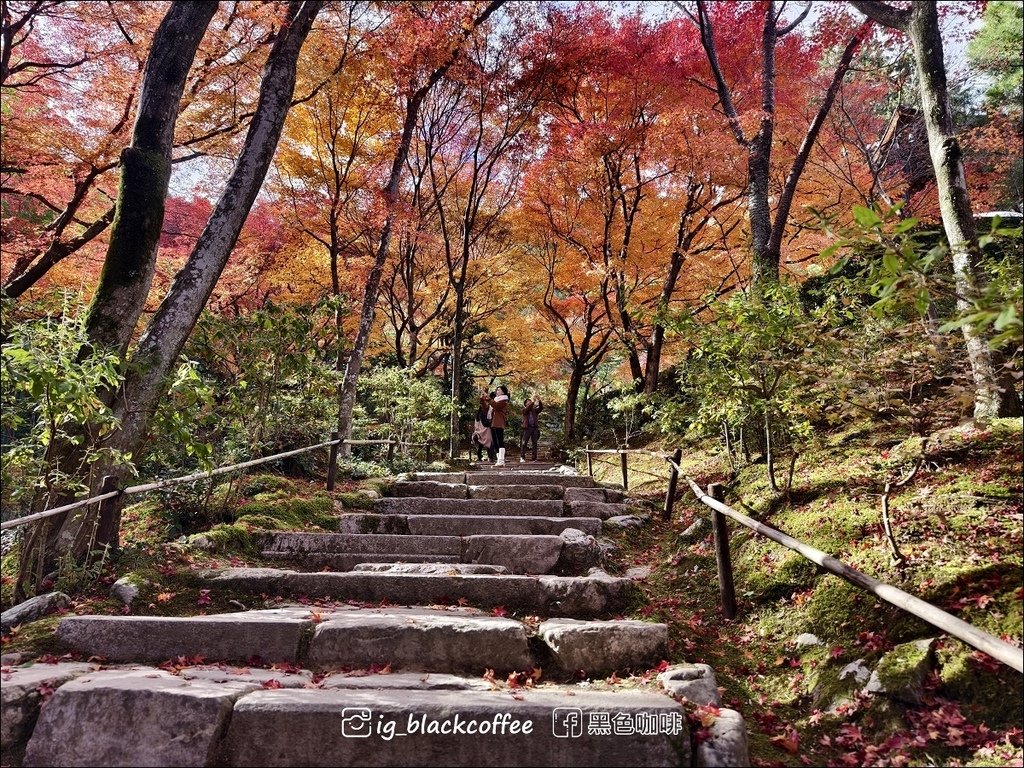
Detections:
685,476,1024,674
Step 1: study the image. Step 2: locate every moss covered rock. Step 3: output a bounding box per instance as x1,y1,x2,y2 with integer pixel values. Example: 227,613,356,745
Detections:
865,638,936,704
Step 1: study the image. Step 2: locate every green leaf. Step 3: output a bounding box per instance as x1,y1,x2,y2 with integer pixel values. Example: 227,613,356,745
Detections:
853,206,882,228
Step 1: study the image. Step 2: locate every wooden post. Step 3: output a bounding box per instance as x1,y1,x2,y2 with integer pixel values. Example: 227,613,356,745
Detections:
386,440,395,463
585,445,593,477
94,474,121,554
620,451,628,491
425,441,433,463
709,483,737,619
326,431,340,491
663,448,683,521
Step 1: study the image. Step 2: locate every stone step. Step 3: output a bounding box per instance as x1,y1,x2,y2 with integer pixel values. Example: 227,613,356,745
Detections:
305,609,532,673
224,688,689,767
410,471,599,488
56,613,309,664
468,484,565,500
351,563,508,574
21,666,692,767
338,513,601,537
463,472,598,488
373,498,566,517
389,481,469,499
262,552,463,571
264,532,577,575
266,533,463,556
203,568,631,618
389,482,595,502
566,500,628,520
56,607,670,676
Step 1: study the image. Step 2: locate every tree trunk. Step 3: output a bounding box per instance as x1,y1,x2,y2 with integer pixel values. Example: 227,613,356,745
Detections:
110,0,323,457
565,365,585,440
23,1,322,589
337,91,425,456
904,4,1020,418
851,1,1020,418
336,0,506,455
83,1,217,355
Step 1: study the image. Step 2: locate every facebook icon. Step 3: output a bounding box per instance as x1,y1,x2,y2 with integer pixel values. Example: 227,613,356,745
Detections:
551,708,584,738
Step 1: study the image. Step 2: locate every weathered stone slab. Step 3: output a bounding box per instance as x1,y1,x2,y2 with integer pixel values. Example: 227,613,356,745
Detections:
178,665,314,689
566,501,627,520
320,672,492,691
563,487,607,503
206,568,632,618
374,498,565,517
405,515,601,537
306,610,532,673
465,473,596,488
390,482,468,499
352,563,508,575
554,528,602,575
336,514,411,535
658,664,721,706
604,515,648,530
1,662,94,765
262,552,462,570
468,485,564,501
695,708,749,768
222,688,689,767
23,668,254,767
538,619,668,676
535,571,634,618
409,472,466,484
1,592,71,634
339,514,602,536
461,535,563,574
57,614,309,663
268,532,462,556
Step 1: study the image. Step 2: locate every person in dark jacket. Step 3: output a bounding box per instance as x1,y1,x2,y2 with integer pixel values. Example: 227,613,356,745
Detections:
519,394,543,462
484,385,510,466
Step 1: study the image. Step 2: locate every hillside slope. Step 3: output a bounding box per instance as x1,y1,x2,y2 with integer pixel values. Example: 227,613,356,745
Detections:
598,418,1023,767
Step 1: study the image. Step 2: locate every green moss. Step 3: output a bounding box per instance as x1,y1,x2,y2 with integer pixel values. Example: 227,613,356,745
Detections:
186,523,255,554
875,639,933,693
335,492,376,510
232,494,336,529
240,474,298,496
0,615,63,657
939,644,1024,727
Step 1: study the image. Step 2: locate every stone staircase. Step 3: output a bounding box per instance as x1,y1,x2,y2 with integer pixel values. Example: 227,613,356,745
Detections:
1,464,749,767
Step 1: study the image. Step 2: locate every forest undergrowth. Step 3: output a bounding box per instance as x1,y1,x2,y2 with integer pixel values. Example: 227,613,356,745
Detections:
597,417,1023,767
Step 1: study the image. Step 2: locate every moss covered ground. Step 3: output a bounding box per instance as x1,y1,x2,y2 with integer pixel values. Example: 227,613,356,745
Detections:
593,418,1023,766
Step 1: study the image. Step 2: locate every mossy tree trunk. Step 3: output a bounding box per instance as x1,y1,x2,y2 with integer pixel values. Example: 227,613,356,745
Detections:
83,2,217,355
851,1,1022,419
16,2,217,598
20,1,323,596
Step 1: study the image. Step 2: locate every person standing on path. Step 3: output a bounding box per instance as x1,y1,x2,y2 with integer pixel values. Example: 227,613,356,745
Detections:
485,386,509,466
519,394,542,462
472,395,494,462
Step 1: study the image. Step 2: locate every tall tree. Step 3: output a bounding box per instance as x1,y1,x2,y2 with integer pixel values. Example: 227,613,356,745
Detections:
687,1,870,287
851,1,1021,418
19,0,324,593
335,0,505,456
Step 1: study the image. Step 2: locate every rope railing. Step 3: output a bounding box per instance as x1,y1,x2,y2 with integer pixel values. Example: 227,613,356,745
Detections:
1,434,437,533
